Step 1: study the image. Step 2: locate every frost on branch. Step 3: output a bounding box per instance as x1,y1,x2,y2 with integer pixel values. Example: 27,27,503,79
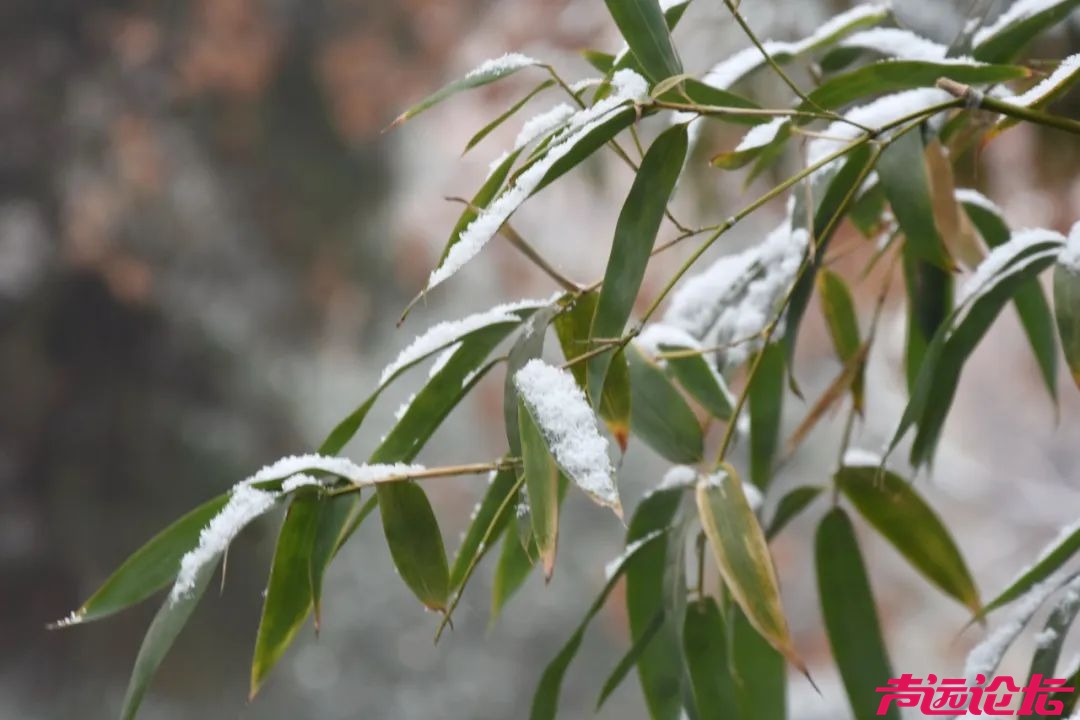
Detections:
513,359,621,516
662,215,809,370
425,70,649,290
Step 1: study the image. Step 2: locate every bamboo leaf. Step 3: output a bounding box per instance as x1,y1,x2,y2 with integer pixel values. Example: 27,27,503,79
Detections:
818,269,864,410
66,494,229,625
588,124,688,404
660,347,734,421
879,129,953,269
250,495,321,697
390,55,541,128
816,508,898,720
731,600,786,720
749,342,785,489
1028,576,1080,681
519,397,562,579
465,80,555,153
767,486,824,540
596,608,666,709
682,597,741,719
603,0,684,82
696,465,805,672
980,524,1080,620
836,464,980,612
504,308,558,457
1054,257,1080,389
449,467,519,590
627,342,704,463
973,0,1080,64
377,482,450,611
491,521,536,624
961,194,1058,400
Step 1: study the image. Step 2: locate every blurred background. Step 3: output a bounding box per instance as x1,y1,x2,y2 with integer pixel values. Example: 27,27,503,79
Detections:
3,0,1080,718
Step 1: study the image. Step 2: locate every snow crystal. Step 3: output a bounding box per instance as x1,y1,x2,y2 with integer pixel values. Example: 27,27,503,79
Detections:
1058,222,1080,273
843,447,883,467
955,188,1004,216
963,574,1062,681
663,219,809,369
734,118,788,153
515,103,575,149
838,28,971,63
51,610,84,628
957,227,1065,305
465,53,538,80
807,88,953,170
975,0,1075,48
1003,54,1080,108
513,359,620,513
700,3,891,89
172,485,278,601
1035,627,1060,649
281,473,320,493
605,530,665,580
427,70,648,289
380,296,553,385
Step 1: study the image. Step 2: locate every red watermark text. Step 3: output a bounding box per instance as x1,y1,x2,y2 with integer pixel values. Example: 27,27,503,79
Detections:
876,673,1074,715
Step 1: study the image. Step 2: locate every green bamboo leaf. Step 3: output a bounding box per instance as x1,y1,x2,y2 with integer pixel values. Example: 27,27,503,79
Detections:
627,342,704,463
389,54,541,128
120,557,218,720
583,50,616,73
449,467,519,589
588,124,688,403
377,482,450,611
519,397,562,579
1028,575,1080,681
836,464,980,612
961,194,1058,400
250,495,322,697
65,493,228,625
491,521,536,624
669,78,766,126
879,129,953,269
603,0,683,82
973,0,1080,64
527,107,639,195
731,605,786,720
797,61,1028,120
625,485,690,720
818,270,865,411
766,485,824,540
696,464,805,673
682,597,741,719
816,508,898,720
311,494,375,625
1054,255,1080,389
749,342,785,490
464,79,555,153
596,608,666,709
900,252,950,394
660,348,734,420
529,511,673,720
504,308,558,457
711,121,791,171
554,293,632,448
980,524,1080,620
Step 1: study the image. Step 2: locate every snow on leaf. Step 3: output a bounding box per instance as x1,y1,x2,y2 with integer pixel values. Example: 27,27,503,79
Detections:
1059,221,1080,274
843,447,884,467
465,53,540,80
957,227,1065,305
963,574,1064,681
807,88,953,171
379,296,554,385
974,0,1077,48
838,28,973,63
733,117,789,153
171,485,278,601
636,323,702,358
604,530,665,580
955,187,1004,216
514,103,575,150
662,217,809,369
281,473,321,493
699,2,891,89
426,70,648,290
513,359,620,514
1001,53,1080,107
